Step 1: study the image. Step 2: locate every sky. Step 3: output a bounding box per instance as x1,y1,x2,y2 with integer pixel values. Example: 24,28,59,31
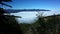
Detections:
10,0,60,10
7,0,60,23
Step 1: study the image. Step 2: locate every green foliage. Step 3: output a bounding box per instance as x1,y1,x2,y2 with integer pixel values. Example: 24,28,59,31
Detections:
46,15,60,34
19,23,31,34
0,0,23,34
36,17,47,34
30,14,60,34
0,14,23,34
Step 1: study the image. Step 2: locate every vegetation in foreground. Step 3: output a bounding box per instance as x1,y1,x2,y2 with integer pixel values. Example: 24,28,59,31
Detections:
0,0,23,34
20,14,60,34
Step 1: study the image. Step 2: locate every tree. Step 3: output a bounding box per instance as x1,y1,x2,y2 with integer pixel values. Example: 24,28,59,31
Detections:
34,12,48,34
0,0,23,34
0,0,12,8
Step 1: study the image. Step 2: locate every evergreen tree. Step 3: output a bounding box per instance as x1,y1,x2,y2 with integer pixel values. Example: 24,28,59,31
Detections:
0,0,23,34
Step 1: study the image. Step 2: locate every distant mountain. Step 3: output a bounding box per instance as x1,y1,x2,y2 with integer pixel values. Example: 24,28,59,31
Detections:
44,14,60,18
5,9,50,13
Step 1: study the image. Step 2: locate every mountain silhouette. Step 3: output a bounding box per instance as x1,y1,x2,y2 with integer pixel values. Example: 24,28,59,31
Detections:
5,9,50,13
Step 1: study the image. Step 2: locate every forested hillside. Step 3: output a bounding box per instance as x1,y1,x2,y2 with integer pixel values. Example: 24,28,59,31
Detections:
20,14,60,34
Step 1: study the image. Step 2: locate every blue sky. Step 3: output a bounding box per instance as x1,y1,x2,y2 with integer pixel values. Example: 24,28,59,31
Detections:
10,0,60,10
9,0,60,23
